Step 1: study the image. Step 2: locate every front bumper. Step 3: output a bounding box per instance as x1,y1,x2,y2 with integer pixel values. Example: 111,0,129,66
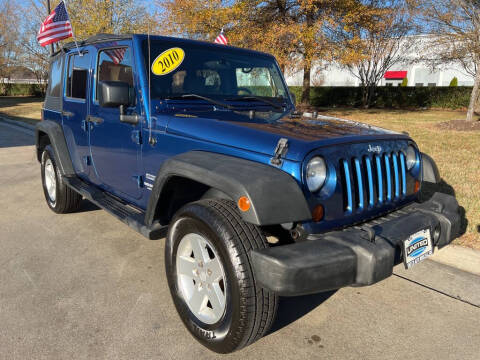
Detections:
251,193,461,296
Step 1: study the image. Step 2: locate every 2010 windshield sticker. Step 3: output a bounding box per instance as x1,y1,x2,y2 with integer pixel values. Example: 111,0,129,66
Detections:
151,47,185,76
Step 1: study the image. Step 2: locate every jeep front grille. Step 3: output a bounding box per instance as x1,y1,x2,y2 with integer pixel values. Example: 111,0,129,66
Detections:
340,151,407,213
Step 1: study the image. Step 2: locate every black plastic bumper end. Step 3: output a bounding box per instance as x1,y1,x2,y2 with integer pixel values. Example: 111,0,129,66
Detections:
251,193,461,296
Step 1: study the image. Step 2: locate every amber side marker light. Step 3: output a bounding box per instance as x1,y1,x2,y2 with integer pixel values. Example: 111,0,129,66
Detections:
238,196,251,212
414,180,421,193
312,205,325,222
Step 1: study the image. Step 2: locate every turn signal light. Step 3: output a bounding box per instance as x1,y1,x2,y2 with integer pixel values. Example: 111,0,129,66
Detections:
414,180,421,193
238,196,251,212
312,205,325,222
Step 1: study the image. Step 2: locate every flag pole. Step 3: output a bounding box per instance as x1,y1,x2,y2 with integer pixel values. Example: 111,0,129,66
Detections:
46,0,54,55
62,0,82,56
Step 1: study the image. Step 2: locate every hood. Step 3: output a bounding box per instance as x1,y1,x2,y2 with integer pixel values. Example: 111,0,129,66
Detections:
164,109,407,161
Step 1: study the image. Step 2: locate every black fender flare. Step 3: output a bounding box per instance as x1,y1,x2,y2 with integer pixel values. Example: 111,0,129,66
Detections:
145,151,312,226
35,120,75,176
421,152,440,184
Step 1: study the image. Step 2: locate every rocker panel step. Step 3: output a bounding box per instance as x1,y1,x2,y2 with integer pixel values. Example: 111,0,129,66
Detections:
63,176,167,240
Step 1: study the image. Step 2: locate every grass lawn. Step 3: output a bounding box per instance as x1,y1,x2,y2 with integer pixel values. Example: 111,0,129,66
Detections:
326,108,480,249
0,97,43,125
1,97,479,249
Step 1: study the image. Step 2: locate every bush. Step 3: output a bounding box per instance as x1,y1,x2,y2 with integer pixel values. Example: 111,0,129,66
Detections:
0,83,45,97
400,77,408,87
449,77,458,87
288,86,472,109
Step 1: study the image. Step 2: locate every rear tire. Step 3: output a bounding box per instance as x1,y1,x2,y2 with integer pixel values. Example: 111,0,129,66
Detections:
41,145,82,214
165,199,278,353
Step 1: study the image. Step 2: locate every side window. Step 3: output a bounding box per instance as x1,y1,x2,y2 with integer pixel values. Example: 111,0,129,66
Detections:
49,58,62,97
66,52,89,100
96,47,133,100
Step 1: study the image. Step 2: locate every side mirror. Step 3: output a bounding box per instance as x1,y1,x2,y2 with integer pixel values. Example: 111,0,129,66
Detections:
98,81,131,108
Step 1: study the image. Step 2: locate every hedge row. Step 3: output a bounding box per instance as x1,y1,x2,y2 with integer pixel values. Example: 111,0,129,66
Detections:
0,83,45,97
288,86,473,109
1,83,473,109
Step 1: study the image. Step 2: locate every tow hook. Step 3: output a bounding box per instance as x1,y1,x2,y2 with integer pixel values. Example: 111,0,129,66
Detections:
290,224,308,242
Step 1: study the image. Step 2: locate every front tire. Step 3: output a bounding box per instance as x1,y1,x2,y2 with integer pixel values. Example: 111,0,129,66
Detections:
41,145,82,213
165,199,278,353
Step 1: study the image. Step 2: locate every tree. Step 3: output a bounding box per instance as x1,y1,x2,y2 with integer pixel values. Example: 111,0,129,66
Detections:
334,0,417,107
23,0,157,46
450,77,459,87
401,77,408,86
157,1,302,97
16,1,53,94
65,0,157,39
0,0,21,93
11,0,158,94
158,0,364,105
418,0,480,121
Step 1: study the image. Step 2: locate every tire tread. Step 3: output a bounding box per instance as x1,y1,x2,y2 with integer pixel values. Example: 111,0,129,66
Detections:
42,146,82,214
204,199,277,349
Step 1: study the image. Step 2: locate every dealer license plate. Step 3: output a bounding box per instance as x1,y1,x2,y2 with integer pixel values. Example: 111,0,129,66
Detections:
402,228,433,269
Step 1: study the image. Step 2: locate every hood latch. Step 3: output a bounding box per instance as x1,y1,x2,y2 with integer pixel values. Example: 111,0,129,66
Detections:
270,138,289,167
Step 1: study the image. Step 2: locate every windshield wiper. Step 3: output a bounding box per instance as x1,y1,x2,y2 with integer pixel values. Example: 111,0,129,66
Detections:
165,94,239,110
228,95,284,110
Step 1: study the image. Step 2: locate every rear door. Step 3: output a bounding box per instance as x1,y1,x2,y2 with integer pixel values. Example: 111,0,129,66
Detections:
88,43,142,200
62,51,92,179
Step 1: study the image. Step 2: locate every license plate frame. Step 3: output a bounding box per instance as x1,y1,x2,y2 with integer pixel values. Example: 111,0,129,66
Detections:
402,228,433,269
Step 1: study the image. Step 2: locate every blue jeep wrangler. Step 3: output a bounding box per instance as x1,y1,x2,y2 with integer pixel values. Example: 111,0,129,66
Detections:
36,34,461,353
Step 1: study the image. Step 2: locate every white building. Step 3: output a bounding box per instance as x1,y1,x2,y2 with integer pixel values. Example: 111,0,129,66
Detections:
284,35,475,87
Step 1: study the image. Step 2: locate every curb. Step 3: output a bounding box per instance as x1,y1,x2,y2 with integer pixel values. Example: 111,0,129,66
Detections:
430,245,480,276
0,115,36,131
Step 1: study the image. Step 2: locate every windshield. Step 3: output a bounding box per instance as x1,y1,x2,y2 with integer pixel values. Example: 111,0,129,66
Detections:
143,40,289,104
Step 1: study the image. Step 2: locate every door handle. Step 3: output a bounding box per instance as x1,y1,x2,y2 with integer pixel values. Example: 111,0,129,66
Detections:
62,110,74,117
87,116,104,124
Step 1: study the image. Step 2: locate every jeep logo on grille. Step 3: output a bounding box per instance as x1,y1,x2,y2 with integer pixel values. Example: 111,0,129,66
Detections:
367,144,382,153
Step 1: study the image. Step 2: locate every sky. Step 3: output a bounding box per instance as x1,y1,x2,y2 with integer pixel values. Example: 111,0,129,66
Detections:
18,0,157,15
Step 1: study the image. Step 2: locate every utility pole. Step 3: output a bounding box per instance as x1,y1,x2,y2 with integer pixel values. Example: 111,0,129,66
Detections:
47,0,54,55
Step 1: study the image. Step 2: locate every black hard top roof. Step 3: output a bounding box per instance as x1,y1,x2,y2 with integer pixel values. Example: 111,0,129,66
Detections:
52,33,273,59
52,33,132,56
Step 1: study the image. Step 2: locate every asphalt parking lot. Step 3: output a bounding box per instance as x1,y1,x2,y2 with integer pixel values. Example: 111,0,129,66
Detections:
1,120,479,360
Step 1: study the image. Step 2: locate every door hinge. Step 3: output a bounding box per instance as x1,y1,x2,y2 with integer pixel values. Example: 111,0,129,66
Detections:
270,138,289,167
131,130,142,145
133,175,144,188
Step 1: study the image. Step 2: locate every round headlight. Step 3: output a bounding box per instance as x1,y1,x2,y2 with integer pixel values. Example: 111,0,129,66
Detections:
306,157,327,192
406,145,417,170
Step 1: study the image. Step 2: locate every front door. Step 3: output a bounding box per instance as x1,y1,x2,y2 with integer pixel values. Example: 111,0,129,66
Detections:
62,51,92,179
89,44,142,200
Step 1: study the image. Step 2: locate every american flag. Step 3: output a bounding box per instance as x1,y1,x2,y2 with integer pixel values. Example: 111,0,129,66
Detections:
95,43,127,64
214,29,228,45
37,1,73,47
105,48,127,65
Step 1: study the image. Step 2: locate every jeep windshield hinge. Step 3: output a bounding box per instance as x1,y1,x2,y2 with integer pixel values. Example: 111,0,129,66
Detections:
270,138,289,167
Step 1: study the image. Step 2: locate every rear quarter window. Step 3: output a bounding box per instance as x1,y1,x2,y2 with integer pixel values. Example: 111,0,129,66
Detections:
48,58,62,97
